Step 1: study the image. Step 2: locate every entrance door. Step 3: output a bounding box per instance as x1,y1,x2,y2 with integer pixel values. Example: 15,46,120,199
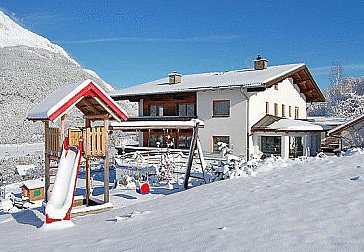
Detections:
289,136,303,158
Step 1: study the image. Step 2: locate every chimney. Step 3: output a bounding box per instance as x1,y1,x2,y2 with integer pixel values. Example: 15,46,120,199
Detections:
253,55,268,70
168,71,182,84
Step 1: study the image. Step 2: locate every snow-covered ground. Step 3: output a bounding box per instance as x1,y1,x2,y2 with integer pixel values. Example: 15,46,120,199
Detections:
0,143,43,158
0,153,363,251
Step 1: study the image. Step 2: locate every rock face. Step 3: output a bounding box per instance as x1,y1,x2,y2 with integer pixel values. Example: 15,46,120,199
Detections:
0,11,136,144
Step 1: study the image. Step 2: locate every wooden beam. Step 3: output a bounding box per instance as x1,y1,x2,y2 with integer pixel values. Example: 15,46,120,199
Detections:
85,118,91,206
82,98,101,114
94,96,121,122
60,114,66,142
84,114,109,120
44,121,50,202
184,123,199,189
103,118,110,203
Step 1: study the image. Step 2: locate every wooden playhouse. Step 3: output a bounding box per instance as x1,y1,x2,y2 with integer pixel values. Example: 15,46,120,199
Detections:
27,79,128,217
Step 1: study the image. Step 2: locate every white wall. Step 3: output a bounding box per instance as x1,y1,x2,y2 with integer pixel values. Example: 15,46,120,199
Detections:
248,78,307,154
197,88,248,158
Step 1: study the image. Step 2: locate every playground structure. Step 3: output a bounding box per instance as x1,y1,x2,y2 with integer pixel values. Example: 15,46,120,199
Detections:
110,119,206,189
27,80,128,222
26,79,210,222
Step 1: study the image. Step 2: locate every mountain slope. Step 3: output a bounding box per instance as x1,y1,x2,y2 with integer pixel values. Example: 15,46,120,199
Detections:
0,11,135,144
0,11,77,65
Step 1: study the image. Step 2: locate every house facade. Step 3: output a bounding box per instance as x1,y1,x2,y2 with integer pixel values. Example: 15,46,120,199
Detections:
112,57,325,159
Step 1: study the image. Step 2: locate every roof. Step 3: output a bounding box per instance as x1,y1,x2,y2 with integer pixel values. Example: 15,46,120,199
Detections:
110,119,204,131
112,64,325,102
328,114,364,136
27,79,128,122
20,179,45,190
252,115,324,133
16,164,35,176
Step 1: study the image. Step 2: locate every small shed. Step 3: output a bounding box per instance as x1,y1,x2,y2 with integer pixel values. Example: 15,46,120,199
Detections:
20,180,45,202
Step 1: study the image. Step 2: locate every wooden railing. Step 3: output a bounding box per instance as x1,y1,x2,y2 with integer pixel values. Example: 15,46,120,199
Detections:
68,127,107,157
46,127,60,157
85,127,106,157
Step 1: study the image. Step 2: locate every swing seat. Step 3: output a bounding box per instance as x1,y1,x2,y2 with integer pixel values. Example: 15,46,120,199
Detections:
136,182,150,195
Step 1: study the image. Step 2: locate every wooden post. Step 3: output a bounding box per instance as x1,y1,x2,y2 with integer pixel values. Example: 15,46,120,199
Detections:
85,118,91,206
60,114,66,142
44,121,50,202
103,118,110,203
183,123,199,189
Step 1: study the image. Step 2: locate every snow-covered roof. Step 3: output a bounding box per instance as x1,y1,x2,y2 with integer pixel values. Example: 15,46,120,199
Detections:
328,114,364,136
16,164,35,177
252,115,324,132
112,64,325,102
27,79,128,122
20,179,45,190
110,119,204,130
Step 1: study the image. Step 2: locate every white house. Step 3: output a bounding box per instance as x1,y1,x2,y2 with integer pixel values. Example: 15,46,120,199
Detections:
111,57,325,159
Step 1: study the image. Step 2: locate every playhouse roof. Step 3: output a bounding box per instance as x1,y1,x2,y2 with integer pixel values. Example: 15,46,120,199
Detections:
27,80,128,122
20,179,45,190
252,115,325,133
112,63,325,102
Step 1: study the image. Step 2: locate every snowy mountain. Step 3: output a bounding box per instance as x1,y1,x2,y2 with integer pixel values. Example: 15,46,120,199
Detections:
0,11,136,144
0,11,77,65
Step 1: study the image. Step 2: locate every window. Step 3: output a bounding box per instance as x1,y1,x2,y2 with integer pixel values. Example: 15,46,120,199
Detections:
33,189,41,197
295,107,299,119
261,136,281,156
212,136,230,152
213,100,230,117
150,104,163,116
265,102,269,115
179,104,195,117
274,103,278,116
289,106,292,117
282,104,286,117
274,84,278,90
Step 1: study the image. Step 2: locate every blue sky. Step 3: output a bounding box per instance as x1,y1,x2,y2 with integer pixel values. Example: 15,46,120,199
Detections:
1,1,364,90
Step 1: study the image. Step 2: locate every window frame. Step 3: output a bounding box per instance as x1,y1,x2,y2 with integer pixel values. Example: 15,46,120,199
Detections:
274,103,278,116
213,100,230,117
294,106,299,119
282,104,286,117
265,102,269,115
212,135,230,152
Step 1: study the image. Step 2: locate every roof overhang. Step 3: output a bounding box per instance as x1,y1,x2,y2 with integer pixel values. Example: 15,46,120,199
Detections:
328,114,364,136
252,115,325,133
110,119,204,131
265,64,325,102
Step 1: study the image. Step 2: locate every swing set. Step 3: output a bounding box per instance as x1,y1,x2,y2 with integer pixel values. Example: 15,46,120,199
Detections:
111,119,206,190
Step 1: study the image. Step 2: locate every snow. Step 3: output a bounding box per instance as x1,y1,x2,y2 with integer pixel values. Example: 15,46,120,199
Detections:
0,153,363,251
15,164,35,177
0,11,78,65
21,179,44,190
27,79,128,122
267,118,324,131
110,119,205,130
111,64,306,98
0,143,43,158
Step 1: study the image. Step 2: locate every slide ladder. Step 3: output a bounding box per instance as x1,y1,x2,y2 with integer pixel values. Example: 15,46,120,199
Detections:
45,137,83,223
